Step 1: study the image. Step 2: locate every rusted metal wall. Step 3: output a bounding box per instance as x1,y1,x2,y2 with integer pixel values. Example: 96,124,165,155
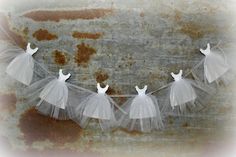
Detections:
0,0,236,157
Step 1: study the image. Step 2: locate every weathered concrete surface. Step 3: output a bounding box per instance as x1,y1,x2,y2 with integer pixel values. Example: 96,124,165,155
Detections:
0,0,236,156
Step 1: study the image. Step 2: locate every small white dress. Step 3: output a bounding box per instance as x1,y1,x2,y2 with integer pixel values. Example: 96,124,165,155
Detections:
74,83,126,131
170,70,197,110
156,70,214,114
6,43,38,85
192,43,232,85
116,85,163,132
19,69,93,120
38,69,71,109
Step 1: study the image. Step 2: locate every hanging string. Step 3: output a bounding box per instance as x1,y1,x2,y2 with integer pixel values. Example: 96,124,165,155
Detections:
0,25,229,98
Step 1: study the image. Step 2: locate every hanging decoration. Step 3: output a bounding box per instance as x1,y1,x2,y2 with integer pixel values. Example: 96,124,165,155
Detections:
0,34,234,132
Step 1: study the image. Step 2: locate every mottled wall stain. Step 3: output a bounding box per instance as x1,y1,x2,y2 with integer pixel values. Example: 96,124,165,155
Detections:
0,13,27,48
94,69,109,83
172,10,218,40
0,93,16,113
23,9,113,22
33,29,58,41
72,31,103,40
105,85,126,104
180,23,205,40
140,12,145,17
19,108,82,145
74,42,96,67
52,50,69,66
182,122,189,127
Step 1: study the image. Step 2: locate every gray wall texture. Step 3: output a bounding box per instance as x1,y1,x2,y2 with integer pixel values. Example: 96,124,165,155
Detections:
0,0,236,157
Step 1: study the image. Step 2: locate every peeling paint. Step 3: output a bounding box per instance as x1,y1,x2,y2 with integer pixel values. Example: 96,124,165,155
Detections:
23,9,113,22
94,69,109,83
74,42,96,67
32,29,58,41
72,31,103,40
52,50,69,66
19,108,82,145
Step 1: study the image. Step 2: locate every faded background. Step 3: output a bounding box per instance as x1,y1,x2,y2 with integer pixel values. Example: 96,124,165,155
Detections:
0,0,236,157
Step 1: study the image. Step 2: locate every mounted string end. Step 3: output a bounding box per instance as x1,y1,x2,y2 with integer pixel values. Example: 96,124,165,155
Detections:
58,69,71,82
26,42,38,55
97,83,109,94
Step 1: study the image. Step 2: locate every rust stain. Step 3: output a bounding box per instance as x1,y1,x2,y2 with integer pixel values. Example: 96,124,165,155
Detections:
182,122,189,127
120,56,136,68
174,10,182,22
23,9,113,22
106,86,119,95
94,69,109,83
72,31,103,40
0,13,27,48
0,93,16,113
171,10,218,40
33,29,58,41
105,85,126,104
52,50,69,66
19,108,82,145
74,42,96,67
140,12,145,17
180,23,205,40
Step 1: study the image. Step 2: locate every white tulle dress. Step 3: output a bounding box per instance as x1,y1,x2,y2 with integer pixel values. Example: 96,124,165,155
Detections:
5,43,38,85
73,83,127,131
192,43,232,85
157,70,214,114
116,85,163,132
19,69,93,120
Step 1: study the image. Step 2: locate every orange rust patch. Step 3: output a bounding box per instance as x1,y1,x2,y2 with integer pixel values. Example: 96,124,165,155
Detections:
180,23,205,40
74,42,96,67
33,29,58,41
94,70,109,83
52,50,69,65
19,108,82,145
23,9,113,22
0,13,27,48
72,31,102,40
0,93,17,113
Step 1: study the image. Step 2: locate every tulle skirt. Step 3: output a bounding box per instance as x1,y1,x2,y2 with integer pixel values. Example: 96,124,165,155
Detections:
192,48,234,86
17,77,92,120
155,79,215,115
0,41,47,86
39,79,68,109
116,95,163,132
6,53,34,86
204,53,229,83
73,93,117,131
170,79,197,108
